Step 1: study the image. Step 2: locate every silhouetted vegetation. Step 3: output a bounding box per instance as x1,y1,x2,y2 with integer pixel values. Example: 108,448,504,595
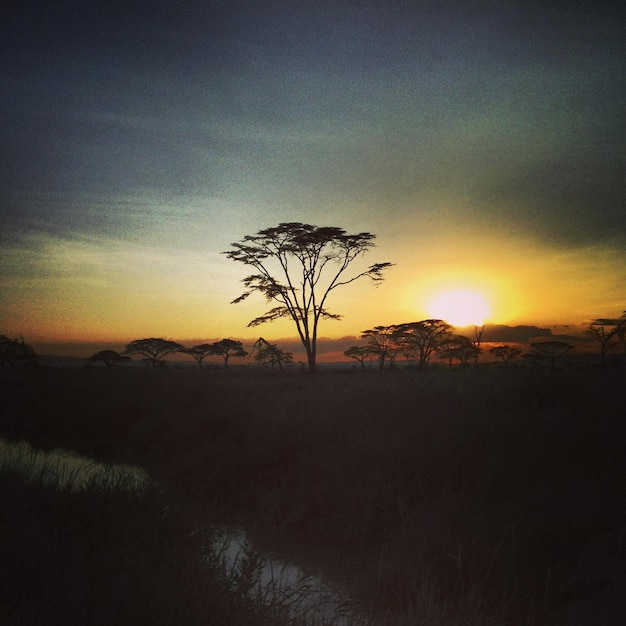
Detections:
251,338,293,371
587,311,626,370
210,339,248,367
180,343,217,368
2,365,624,624
122,337,184,368
361,320,455,370
224,223,393,374
524,340,575,369
344,345,372,369
360,325,401,370
437,334,477,369
87,349,131,368
489,345,523,365
0,335,38,367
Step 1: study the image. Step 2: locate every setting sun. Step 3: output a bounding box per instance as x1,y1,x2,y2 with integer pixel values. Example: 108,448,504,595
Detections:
427,290,491,327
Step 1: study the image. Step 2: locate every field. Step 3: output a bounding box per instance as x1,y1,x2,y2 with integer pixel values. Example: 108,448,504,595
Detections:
1,365,625,625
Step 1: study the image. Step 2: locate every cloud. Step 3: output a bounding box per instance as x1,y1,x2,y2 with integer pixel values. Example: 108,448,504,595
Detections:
479,325,552,342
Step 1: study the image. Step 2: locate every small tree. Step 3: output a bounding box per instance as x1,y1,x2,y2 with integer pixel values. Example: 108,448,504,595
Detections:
251,338,293,371
361,325,402,370
396,320,453,370
525,340,574,369
180,344,217,369
87,350,131,368
437,335,477,369
489,345,522,366
587,311,626,370
225,223,393,374
0,335,38,367
210,339,248,368
122,338,184,368
471,324,485,367
344,345,373,369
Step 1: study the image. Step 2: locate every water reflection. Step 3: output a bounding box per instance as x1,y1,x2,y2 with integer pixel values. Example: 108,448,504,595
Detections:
213,527,367,625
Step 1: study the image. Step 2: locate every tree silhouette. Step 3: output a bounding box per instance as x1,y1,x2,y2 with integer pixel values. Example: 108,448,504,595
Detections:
87,350,131,368
180,344,216,369
489,345,522,366
525,340,574,369
587,311,626,370
251,337,293,371
344,345,373,369
437,335,477,369
395,320,453,370
225,223,392,373
210,339,248,368
361,325,402,370
122,338,183,368
0,335,38,367
471,324,485,367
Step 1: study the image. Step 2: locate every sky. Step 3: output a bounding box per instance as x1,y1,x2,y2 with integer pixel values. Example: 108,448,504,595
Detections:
1,0,625,355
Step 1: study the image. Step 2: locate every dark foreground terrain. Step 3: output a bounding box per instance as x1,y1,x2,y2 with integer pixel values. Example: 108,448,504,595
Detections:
1,365,624,624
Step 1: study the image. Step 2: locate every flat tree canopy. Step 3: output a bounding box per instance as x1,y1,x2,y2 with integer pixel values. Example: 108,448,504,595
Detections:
180,344,215,368
122,338,184,368
87,350,130,368
587,311,626,369
210,339,248,367
225,222,392,373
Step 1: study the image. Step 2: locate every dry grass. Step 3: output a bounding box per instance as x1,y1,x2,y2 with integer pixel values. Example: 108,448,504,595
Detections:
1,365,624,624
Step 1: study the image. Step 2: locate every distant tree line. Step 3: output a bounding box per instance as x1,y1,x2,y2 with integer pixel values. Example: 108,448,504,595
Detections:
2,313,624,372
87,337,295,370
342,312,626,371
3,224,624,373
87,338,250,369
344,320,486,370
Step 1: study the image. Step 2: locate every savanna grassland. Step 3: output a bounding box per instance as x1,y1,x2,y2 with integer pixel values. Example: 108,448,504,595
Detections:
1,365,625,625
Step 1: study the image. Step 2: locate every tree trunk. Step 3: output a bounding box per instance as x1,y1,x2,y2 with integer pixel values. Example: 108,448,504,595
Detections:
306,349,317,374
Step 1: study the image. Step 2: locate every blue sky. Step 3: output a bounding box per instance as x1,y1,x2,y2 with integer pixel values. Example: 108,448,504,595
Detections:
1,0,624,349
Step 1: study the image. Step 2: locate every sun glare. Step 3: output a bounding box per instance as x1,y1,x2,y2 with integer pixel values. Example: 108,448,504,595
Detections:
427,290,491,327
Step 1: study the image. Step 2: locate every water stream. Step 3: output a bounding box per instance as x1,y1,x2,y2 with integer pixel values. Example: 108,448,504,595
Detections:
1,439,366,624
213,526,367,624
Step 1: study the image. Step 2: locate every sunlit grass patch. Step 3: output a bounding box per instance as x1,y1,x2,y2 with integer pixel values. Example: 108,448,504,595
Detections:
0,438,150,492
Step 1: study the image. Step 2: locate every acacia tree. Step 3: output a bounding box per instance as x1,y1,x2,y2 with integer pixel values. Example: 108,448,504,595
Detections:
251,337,293,371
122,338,184,368
438,335,477,369
489,345,522,366
525,340,574,369
344,345,373,369
87,350,131,368
180,344,216,369
587,311,626,370
225,223,392,374
361,325,402,370
396,320,453,369
210,339,248,368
